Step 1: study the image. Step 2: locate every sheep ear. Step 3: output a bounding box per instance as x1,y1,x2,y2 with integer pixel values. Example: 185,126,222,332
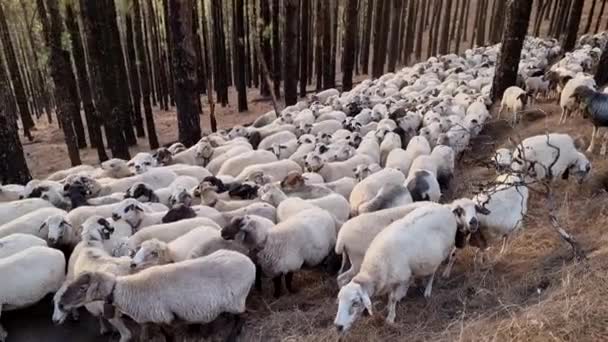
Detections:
39,221,47,232
475,205,491,215
360,289,373,315
452,206,464,217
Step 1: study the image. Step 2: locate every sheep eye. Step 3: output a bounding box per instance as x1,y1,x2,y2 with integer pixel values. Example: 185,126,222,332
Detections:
151,251,158,257
144,162,151,166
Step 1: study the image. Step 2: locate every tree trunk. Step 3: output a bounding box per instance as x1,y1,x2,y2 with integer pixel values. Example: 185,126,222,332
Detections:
211,0,229,105
0,54,31,184
490,0,506,44
584,0,597,33
125,14,146,138
490,0,533,102
360,0,373,74
475,0,485,47
134,0,159,149
387,0,403,71
38,0,81,165
403,0,417,64
372,0,390,78
561,0,584,53
80,0,131,159
169,0,201,146
595,0,607,33
234,0,249,111
193,0,205,100
272,0,282,97
260,0,272,96
416,0,425,60
142,1,157,106
300,0,310,96
162,0,176,106
0,2,34,140
283,0,299,105
148,0,169,110
439,0,453,54
321,0,334,88
342,0,358,90
330,0,339,84
595,44,608,87
65,3,108,161
428,0,441,57
315,0,323,90
455,0,467,53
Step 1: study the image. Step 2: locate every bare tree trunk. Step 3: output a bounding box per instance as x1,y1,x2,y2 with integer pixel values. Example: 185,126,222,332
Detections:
491,0,533,102
490,0,506,44
211,0,229,105
162,0,176,106
284,0,300,105
403,0,417,64
475,0,486,47
149,0,169,110
595,44,608,87
193,0,205,103
416,0,426,60
80,0,131,159
0,53,31,184
455,0,467,54
439,0,453,54
232,0,249,111
320,0,334,88
38,0,82,165
124,14,146,138
330,0,339,84
169,0,201,146
65,3,107,161
0,2,34,140
360,0,373,74
259,0,272,97
300,0,310,96
428,0,440,57
272,0,282,97
343,0,358,90
449,0,460,48
561,0,584,52
387,0,403,71
315,0,323,90
134,0,159,149
142,1,157,106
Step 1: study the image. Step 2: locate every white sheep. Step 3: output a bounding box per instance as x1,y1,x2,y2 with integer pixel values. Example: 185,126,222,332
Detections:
559,75,596,124
257,131,298,151
405,169,441,202
386,136,431,176
0,198,55,226
259,183,350,222
1,246,65,341
217,150,278,177
305,153,374,182
80,168,178,197
0,207,67,244
379,132,402,166
221,209,336,297
498,86,528,125
0,234,47,259
512,133,591,182
349,168,405,216
46,164,97,182
235,159,302,183
0,184,24,202
334,204,479,332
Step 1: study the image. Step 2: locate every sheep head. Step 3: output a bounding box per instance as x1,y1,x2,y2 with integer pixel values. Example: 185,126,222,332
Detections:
334,281,373,334
566,152,592,184
57,272,116,316
168,187,193,208
101,159,132,178
131,239,170,269
303,152,324,173
124,182,159,203
152,148,173,166
281,171,306,190
161,204,197,223
195,139,214,163
450,198,490,234
221,215,267,248
43,214,72,246
81,216,115,242
111,199,145,229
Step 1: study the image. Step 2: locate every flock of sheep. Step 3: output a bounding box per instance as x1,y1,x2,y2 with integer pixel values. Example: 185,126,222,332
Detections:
0,32,606,341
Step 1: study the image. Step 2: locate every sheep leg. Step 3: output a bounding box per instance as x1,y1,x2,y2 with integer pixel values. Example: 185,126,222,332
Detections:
337,251,349,276
255,266,263,292
587,126,598,154
285,272,298,294
601,131,608,157
272,275,284,298
559,107,566,124
0,305,6,342
442,248,457,278
225,314,244,342
499,235,509,254
423,268,438,299
386,282,409,324
98,317,110,335
497,105,504,120
109,316,132,342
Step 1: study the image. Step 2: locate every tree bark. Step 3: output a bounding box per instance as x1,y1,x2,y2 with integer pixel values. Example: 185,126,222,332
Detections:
490,0,533,102
134,0,159,149
300,0,310,96
403,0,417,64
455,0,467,54
439,0,453,54
142,1,157,106
0,2,34,140
387,0,403,71
595,0,607,33
315,0,323,90
162,0,176,106
38,0,82,165
321,0,334,88
233,0,249,111
0,53,31,184
260,0,272,96
584,0,597,33
330,0,339,84
561,0,584,53
80,0,131,159
272,0,282,97
148,0,169,110
416,0,426,60
283,0,299,105
65,3,108,161
360,0,373,74
169,0,201,146
428,0,441,56
211,0,229,105
490,0,506,44
342,0,358,90
125,14,146,138
595,44,608,87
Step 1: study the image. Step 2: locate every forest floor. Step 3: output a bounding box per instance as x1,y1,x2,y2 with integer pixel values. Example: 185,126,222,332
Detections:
7,89,608,342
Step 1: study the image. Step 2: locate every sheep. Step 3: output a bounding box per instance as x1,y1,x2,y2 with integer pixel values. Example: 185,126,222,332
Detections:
197,181,259,212
0,184,24,202
0,234,47,259
525,76,550,102
0,207,67,243
304,153,374,182
124,217,221,253
205,145,253,174
313,88,340,104
379,132,402,166
0,198,54,226
127,152,158,174
78,168,178,197
221,202,277,224
473,173,529,255
353,163,382,181
56,250,255,341
498,86,528,125
493,148,513,172
97,159,135,179
258,183,350,222
128,176,198,207
405,169,442,202
1,246,65,342
160,204,227,227
257,131,298,152
46,165,97,182
235,159,302,183
349,168,405,216
130,226,225,268
217,150,278,177
221,209,336,297
252,110,278,127
559,75,596,124
356,183,413,214
386,136,432,176
334,204,480,332
512,133,591,183
419,122,443,147
571,86,608,155
430,145,456,190
66,199,168,235
110,199,172,231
